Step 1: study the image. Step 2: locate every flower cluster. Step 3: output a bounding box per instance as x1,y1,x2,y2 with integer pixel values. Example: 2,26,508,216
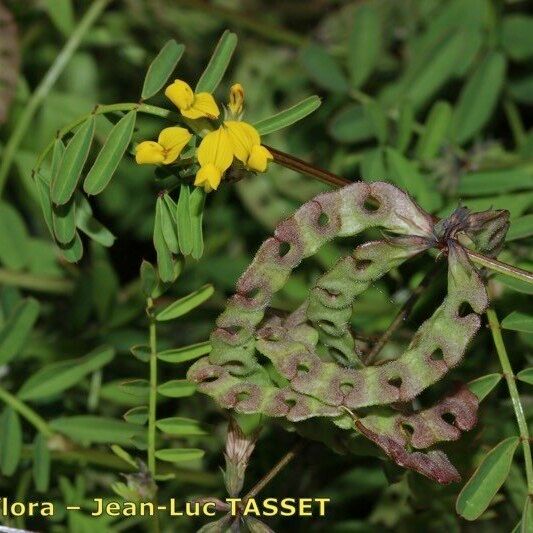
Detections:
135,81,272,192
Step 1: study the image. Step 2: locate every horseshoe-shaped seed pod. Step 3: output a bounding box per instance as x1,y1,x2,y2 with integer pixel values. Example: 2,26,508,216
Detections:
187,182,509,484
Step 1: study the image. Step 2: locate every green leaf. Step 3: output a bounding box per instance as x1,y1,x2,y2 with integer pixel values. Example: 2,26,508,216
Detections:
521,495,532,533
155,448,205,463
49,416,143,445
195,30,237,93
153,197,176,283
328,104,373,143
496,273,533,295
52,199,76,244
364,100,388,144
119,379,150,400
160,193,179,254
415,101,452,161
130,344,150,363
254,96,321,136
516,368,533,385
347,3,381,89
177,184,193,256
456,436,519,520
467,373,502,401
44,0,74,36
35,174,54,237
385,148,440,211
395,102,414,153
110,444,137,468
123,406,148,425
18,346,114,401
84,110,137,195
74,193,115,247
0,201,29,269
0,408,22,476
142,40,185,100
158,341,211,363
0,298,39,365
157,380,196,398
156,284,214,321
458,170,532,196
156,417,207,436
190,186,206,260
502,15,533,61
50,139,66,184
300,42,349,94
51,116,95,205
33,433,51,493
452,52,506,144
140,260,158,298
502,312,533,334
58,232,83,263
507,214,533,242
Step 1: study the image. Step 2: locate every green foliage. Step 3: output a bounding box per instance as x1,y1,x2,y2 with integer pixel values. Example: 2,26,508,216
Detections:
0,0,532,531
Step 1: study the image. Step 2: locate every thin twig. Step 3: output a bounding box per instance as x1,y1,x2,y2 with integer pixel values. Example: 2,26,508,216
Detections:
242,441,305,501
270,147,533,286
0,268,73,294
365,261,444,365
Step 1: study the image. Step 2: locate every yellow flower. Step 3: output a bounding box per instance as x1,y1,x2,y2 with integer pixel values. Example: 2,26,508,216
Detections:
135,127,192,165
194,127,233,192
228,83,244,117
224,121,273,172
165,80,220,120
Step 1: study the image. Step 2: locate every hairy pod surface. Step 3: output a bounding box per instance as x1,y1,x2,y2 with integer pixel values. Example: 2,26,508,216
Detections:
188,182,509,483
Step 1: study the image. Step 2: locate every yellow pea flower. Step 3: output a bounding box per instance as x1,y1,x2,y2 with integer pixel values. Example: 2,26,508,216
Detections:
165,79,220,119
224,121,273,172
135,127,192,165
228,83,244,117
194,127,233,192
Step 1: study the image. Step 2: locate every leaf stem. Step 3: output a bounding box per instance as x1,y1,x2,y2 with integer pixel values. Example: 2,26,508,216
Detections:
0,386,53,437
33,102,177,172
269,147,533,286
0,0,112,195
486,307,533,495
147,297,158,477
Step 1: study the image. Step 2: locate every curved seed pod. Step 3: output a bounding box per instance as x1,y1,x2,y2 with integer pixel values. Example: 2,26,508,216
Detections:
188,182,509,484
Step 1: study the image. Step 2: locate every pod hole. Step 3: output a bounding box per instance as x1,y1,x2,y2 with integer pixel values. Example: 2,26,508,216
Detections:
318,212,329,226
430,349,444,362
363,195,380,212
236,391,249,402
388,377,403,389
442,412,456,425
284,398,297,408
340,382,354,395
296,363,309,374
402,423,415,436
354,258,372,270
279,241,291,257
458,301,475,318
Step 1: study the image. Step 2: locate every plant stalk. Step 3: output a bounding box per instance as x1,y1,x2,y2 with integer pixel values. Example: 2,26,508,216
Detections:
486,307,533,495
147,298,158,477
0,268,73,294
0,0,112,195
0,386,53,437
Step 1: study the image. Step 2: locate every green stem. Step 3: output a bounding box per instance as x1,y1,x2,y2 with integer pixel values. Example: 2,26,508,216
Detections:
487,307,533,495
466,249,533,286
147,297,158,477
34,103,177,171
503,98,526,148
0,0,112,195
0,268,73,294
0,386,53,437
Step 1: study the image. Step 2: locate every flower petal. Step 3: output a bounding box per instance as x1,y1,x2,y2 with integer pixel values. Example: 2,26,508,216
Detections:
190,92,220,119
194,163,222,192
135,141,165,165
197,128,233,172
224,121,261,163
247,145,273,172
158,127,192,164
165,79,195,112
